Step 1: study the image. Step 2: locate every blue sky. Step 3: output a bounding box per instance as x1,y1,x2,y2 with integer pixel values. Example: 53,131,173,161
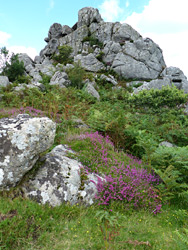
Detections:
1,0,188,77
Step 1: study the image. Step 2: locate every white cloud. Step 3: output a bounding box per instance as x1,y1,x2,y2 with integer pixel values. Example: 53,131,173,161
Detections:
126,1,129,8
124,0,188,77
47,0,55,13
8,46,38,60
99,0,123,22
0,31,11,46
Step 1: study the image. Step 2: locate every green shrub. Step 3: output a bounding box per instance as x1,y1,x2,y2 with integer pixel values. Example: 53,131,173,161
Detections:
66,62,85,89
129,85,188,110
150,146,188,205
82,36,103,48
1,53,25,82
52,45,73,65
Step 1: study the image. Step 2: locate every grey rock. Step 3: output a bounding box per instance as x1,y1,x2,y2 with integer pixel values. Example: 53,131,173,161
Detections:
184,103,188,115
90,22,114,43
40,38,59,58
112,22,141,43
72,118,89,129
159,141,176,147
161,66,188,93
78,7,103,28
22,145,101,206
74,54,105,72
48,23,63,40
18,53,34,68
62,25,72,36
50,71,71,88
103,41,122,65
29,69,42,82
34,56,42,64
35,63,56,77
112,38,166,80
13,82,45,92
100,74,118,85
0,114,56,190
0,76,10,88
85,81,100,100
59,25,89,55
133,77,172,94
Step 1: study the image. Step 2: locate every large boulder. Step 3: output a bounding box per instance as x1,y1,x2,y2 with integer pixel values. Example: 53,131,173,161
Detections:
0,76,10,88
48,23,63,40
74,53,105,72
0,114,56,190
18,53,34,69
78,7,103,28
112,38,166,80
22,145,101,206
84,80,100,100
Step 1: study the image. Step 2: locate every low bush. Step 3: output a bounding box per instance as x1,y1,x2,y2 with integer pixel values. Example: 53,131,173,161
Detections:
52,45,73,65
66,62,85,89
129,85,188,110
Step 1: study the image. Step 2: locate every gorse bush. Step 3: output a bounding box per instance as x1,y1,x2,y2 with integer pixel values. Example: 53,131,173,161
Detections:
52,45,73,65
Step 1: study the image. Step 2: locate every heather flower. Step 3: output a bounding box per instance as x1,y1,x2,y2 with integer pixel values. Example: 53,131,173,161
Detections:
68,131,162,213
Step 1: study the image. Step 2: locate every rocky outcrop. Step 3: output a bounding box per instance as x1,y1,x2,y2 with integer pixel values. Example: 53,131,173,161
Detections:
5,7,187,93
78,7,103,28
0,114,56,190
22,145,101,206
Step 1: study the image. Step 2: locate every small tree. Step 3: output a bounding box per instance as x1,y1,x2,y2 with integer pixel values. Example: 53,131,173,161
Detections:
0,47,25,82
52,45,73,65
0,47,12,73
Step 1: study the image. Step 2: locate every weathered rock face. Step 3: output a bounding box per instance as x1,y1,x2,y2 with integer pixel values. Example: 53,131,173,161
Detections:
112,38,166,80
74,53,105,72
161,67,188,93
0,76,10,88
78,7,103,28
0,114,56,190
48,23,63,40
18,53,34,68
22,145,101,206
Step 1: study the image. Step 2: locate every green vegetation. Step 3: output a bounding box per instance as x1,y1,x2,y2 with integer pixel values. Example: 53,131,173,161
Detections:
0,48,188,249
52,45,73,65
0,47,25,82
66,62,85,89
